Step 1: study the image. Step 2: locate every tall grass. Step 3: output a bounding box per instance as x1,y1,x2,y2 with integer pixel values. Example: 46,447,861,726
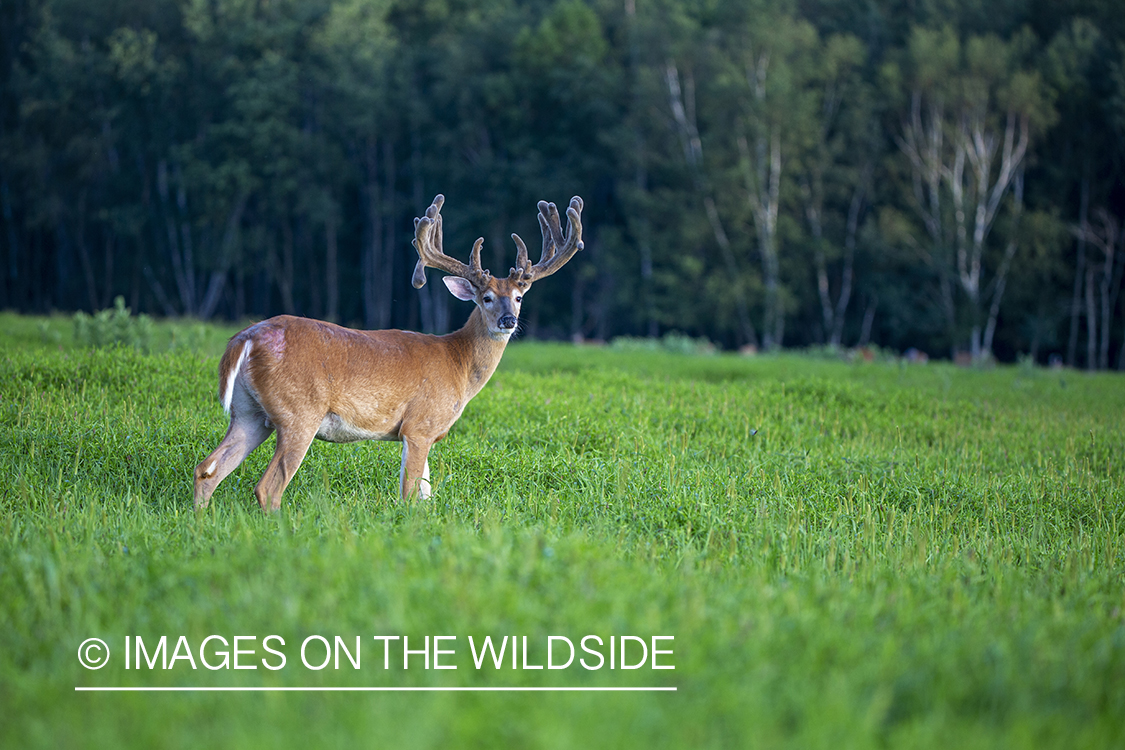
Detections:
1,319,1123,748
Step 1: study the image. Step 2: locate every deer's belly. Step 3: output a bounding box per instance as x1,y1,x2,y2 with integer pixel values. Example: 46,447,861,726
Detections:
316,412,397,443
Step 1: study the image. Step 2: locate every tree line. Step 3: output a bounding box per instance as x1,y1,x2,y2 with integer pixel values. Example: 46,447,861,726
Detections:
1,0,1123,366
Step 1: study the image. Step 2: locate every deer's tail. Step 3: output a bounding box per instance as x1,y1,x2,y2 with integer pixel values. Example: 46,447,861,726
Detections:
218,338,253,416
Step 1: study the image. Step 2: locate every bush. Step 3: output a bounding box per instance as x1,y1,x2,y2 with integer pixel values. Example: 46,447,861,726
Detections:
610,331,717,355
73,296,154,352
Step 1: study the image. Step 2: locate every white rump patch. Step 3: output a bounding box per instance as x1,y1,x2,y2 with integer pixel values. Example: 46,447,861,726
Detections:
221,341,252,415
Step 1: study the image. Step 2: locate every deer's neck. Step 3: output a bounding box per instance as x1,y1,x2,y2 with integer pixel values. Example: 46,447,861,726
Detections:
446,307,510,398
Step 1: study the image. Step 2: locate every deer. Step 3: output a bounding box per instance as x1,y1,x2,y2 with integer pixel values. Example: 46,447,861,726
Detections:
193,194,584,511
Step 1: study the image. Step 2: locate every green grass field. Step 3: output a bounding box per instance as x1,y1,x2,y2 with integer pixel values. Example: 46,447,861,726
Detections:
2,312,1123,748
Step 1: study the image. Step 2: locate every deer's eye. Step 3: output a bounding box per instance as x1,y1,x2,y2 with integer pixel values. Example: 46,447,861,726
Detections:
515,296,522,303
483,295,493,303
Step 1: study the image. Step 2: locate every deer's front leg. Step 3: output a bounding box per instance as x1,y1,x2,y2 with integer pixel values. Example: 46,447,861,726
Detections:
399,437,433,501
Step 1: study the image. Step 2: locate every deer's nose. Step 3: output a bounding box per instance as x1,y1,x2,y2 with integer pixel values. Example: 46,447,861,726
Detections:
498,315,518,330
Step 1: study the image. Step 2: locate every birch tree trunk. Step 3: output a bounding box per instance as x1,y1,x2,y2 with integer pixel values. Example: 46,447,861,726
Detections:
1073,208,1122,370
738,127,782,349
830,168,869,347
1066,174,1089,367
1095,213,1117,370
665,60,757,347
896,91,956,343
197,190,248,320
804,161,869,348
738,48,784,350
156,158,194,315
982,169,1023,357
1084,262,1097,370
953,111,1030,361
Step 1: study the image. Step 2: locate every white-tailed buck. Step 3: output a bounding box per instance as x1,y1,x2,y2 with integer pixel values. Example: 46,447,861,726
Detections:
194,194,583,510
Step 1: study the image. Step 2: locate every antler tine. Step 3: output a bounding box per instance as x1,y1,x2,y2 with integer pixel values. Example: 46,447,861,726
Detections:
469,237,490,284
538,202,557,264
509,233,531,286
520,196,584,284
412,194,491,289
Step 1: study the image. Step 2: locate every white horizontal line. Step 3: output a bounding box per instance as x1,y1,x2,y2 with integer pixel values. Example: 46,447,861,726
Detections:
75,686,677,692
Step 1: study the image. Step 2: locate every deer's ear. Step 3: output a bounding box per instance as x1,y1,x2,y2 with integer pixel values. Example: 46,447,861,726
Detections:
443,276,477,301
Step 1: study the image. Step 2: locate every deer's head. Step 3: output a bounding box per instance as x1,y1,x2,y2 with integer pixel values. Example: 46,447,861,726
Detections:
411,195,584,340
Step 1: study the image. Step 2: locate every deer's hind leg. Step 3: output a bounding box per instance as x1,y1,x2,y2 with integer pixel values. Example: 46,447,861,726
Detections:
194,409,273,509
253,422,320,512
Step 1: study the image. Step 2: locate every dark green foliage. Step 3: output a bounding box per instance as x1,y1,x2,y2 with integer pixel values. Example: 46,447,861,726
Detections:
0,0,1123,366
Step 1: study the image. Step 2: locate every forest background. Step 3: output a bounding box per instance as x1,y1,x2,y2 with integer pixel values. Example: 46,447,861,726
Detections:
1,0,1123,366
